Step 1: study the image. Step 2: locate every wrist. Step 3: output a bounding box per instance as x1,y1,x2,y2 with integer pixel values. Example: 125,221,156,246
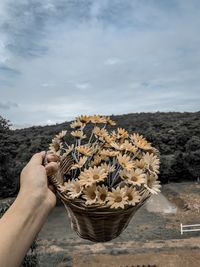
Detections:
17,189,54,214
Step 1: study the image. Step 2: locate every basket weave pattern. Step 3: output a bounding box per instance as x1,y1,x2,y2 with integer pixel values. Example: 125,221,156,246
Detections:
56,189,148,242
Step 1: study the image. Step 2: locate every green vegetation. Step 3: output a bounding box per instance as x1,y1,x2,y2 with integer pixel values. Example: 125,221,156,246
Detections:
0,112,200,198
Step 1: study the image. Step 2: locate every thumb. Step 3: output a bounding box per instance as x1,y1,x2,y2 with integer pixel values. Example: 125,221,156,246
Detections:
29,151,46,166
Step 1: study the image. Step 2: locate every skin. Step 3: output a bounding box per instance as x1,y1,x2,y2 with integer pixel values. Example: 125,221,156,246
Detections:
0,151,59,267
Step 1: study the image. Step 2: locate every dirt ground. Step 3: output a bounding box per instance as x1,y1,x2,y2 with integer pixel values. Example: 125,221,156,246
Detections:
73,250,200,267
1,182,199,266
35,182,200,267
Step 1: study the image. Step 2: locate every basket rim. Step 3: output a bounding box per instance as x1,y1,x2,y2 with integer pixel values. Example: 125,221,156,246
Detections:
57,191,150,214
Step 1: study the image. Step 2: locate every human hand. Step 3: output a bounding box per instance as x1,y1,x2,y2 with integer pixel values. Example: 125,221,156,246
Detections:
0,152,60,267
19,151,59,211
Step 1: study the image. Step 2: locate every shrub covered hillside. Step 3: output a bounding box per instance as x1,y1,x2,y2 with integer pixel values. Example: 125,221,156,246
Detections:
0,112,200,198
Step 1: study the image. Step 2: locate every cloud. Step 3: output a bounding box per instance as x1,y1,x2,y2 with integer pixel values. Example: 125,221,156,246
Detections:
0,64,20,86
0,0,200,127
0,0,181,60
75,82,91,90
0,40,9,64
0,65,20,76
42,82,56,87
104,58,121,65
0,101,18,110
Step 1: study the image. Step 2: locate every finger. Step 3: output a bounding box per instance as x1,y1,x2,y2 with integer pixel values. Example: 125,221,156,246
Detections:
29,151,46,166
47,153,59,163
45,162,59,176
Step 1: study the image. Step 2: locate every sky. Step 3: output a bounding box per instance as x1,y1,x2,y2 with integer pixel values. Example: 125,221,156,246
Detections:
0,0,200,128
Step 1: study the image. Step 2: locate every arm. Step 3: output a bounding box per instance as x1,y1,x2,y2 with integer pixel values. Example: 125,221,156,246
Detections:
0,152,58,267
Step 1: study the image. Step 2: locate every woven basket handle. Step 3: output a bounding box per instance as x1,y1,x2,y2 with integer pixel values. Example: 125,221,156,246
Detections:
44,153,74,190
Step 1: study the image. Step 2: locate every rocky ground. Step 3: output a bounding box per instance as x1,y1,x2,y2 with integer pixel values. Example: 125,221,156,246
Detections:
1,182,200,267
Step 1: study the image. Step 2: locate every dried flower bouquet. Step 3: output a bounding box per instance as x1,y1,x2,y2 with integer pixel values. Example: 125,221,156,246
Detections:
48,115,161,241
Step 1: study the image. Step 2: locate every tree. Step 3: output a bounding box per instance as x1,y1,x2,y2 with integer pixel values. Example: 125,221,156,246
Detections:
184,136,200,181
0,116,11,132
0,116,17,197
171,151,191,181
160,155,176,183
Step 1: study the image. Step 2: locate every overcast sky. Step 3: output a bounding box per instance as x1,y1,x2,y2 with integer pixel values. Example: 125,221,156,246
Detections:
0,0,200,128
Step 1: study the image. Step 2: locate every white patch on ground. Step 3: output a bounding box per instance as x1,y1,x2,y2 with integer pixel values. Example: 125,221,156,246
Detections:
145,193,177,214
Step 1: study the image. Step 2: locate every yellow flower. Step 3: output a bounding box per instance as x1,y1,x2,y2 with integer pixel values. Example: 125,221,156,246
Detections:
71,156,88,170
55,130,67,139
70,120,85,129
111,130,117,141
124,186,141,206
100,128,109,138
150,147,160,157
133,159,146,169
93,126,109,139
130,133,142,141
76,115,91,123
130,133,152,150
76,145,93,156
110,140,138,154
117,154,134,170
62,144,74,156
92,126,101,135
105,116,116,126
100,163,116,173
110,141,123,151
71,130,86,139
90,155,103,167
78,166,108,187
96,185,108,204
104,134,115,145
82,184,97,205
90,115,107,124
57,181,70,193
120,169,146,186
65,179,83,199
143,152,160,173
144,174,161,194
100,149,119,157
106,187,128,209
100,155,110,162
49,138,63,155
116,128,129,139
121,140,138,154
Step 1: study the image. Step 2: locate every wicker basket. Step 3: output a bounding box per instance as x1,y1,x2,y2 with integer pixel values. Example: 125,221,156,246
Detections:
56,190,149,242
46,115,160,242
48,155,150,242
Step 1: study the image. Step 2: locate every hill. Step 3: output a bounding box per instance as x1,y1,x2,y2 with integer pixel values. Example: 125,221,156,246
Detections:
0,112,200,198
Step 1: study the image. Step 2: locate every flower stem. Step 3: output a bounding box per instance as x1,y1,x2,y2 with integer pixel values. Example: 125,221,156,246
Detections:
111,164,122,187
